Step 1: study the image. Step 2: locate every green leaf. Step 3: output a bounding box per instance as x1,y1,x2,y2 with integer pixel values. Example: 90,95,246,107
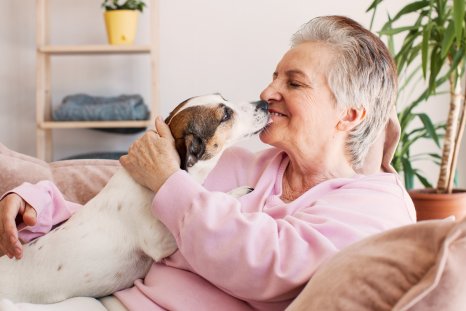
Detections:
366,0,384,12
453,0,465,45
401,157,415,189
436,0,445,18
393,14,426,72
450,46,466,75
415,172,433,188
399,131,429,156
405,127,428,138
380,25,420,35
408,44,423,65
428,153,442,159
395,34,419,72
398,64,422,93
385,14,396,54
422,24,432,78
399,111,415,133
410,152,442,161
440,21,456,58
428,46,443,94
367,0,383,30
392,0,431,22
401,90,428,117
102,0,146,12
417,113,441,146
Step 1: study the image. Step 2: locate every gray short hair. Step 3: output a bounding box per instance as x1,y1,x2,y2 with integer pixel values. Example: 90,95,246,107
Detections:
291,15,397,169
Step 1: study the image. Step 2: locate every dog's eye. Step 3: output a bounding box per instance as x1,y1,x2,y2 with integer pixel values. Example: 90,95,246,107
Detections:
222,107,233,122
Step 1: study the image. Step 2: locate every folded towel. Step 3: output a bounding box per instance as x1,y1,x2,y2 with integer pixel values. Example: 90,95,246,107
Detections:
53,94,150,122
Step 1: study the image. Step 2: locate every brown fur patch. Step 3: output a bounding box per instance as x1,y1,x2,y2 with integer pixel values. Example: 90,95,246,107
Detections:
164,97,193,125
167,103,235,169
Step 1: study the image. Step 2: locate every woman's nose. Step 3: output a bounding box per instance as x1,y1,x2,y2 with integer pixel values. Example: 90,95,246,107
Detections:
260,82,281,102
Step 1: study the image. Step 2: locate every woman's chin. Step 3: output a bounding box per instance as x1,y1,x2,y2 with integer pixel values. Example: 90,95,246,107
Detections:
259,128,275,145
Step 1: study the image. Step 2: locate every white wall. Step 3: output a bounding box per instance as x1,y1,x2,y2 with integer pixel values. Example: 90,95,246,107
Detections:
0,0,464,186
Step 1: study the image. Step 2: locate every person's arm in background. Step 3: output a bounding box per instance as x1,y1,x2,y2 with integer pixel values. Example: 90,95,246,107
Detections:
0,180,82,259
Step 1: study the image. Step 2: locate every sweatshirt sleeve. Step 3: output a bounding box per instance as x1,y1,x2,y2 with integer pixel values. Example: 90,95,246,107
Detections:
0,180,83,242
152,171,323,301
152,170,415,303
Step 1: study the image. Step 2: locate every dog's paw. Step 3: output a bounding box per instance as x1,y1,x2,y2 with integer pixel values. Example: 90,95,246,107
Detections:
228,186,254,198
0,299,20,311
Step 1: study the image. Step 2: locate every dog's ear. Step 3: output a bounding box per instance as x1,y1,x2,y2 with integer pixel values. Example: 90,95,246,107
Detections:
175,134,205,170
185,134,205,169
174,138,188,170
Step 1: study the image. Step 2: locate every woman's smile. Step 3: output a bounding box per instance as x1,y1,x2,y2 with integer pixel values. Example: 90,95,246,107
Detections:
269,109,287,122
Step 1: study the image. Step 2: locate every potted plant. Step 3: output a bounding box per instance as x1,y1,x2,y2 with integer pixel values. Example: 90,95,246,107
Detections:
367,0,466,220
102,0,146,45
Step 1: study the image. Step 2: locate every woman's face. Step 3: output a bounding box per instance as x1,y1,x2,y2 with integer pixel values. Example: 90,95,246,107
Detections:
259,41,343,160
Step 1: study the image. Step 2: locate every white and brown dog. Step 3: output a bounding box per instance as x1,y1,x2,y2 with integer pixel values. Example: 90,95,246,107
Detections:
0,94,269,304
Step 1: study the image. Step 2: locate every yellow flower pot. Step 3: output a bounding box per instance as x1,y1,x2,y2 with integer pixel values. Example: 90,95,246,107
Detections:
104,10,139,45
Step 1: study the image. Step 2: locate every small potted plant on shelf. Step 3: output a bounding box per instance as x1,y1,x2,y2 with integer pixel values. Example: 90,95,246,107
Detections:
102,0,146,45
367,0,466,221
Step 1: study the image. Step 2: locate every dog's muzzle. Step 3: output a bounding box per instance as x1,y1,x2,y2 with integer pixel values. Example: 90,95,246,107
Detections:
253,100,269,112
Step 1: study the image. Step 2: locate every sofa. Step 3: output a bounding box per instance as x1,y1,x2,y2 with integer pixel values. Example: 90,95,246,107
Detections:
1,142,465,311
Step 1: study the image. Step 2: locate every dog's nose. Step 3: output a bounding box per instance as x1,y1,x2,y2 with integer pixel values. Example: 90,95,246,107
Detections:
254,100,269,112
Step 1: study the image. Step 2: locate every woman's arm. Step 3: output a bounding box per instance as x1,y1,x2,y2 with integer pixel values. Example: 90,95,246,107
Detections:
153,171,415,303
153,172,321,301
0,180,83,258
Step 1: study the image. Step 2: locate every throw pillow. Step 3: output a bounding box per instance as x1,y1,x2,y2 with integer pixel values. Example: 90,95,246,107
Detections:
0,143,119,204
286,217,466,311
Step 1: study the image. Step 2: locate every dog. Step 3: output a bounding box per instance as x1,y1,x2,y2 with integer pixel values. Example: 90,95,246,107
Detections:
0,94,269,304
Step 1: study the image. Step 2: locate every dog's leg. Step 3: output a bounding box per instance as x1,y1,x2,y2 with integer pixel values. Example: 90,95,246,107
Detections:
228,186,254,198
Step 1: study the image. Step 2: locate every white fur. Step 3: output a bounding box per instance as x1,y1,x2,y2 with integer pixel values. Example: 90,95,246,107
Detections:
0,95,268,305
0,169,173,303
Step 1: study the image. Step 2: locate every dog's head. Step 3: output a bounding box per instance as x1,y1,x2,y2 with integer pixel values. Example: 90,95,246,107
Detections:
166,94,269,180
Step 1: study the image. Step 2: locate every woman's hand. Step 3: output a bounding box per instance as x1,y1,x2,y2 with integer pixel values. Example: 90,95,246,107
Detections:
120,117,181,193
0,193,37,259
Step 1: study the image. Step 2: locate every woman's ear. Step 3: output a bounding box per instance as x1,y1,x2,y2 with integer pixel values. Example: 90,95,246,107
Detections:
337,107,366,131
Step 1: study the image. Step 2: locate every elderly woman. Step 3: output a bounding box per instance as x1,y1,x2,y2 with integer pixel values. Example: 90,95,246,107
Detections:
0,16,414,311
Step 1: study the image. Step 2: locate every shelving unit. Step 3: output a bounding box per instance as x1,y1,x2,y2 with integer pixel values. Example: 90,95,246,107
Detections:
35,0,159,161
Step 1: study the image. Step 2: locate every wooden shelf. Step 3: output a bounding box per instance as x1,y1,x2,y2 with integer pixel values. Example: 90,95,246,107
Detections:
38,44,152,55
35,0,159,161
39,120,151,129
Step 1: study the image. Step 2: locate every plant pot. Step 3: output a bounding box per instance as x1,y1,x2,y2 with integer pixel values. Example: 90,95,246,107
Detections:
409,189,466,221
104,10,139,45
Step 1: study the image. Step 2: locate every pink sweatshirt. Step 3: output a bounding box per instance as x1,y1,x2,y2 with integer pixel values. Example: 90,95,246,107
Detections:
7,147,416,310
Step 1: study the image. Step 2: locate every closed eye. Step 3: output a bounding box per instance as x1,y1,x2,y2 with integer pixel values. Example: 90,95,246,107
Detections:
288,81,302,88
222,106,233,122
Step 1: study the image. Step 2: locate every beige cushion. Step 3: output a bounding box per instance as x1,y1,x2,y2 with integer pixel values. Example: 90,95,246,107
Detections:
0,143,119,204
287,217,466,311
